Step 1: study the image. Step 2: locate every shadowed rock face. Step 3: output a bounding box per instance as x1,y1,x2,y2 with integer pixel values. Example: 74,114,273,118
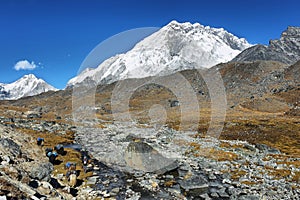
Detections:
179,175,209,196
233,26,300,64
124,141,178,174
0,138,21,157
284,60,300,82
30,162,53,182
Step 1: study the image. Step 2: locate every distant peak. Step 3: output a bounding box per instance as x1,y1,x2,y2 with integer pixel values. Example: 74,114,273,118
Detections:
0,73,57,100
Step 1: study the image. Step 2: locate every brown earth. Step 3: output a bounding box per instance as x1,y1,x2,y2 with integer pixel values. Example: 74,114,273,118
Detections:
0,60,299,157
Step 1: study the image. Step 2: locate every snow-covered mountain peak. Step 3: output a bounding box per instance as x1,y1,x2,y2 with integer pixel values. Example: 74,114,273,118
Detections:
0,74,58,100
13,74,39,85
22,74,37,79
67,21,252,87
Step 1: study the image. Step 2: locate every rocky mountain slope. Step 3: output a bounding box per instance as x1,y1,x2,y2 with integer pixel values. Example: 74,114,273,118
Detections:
232,26,300,64
0,74,57,100
0,124,54,199
67,20,251,87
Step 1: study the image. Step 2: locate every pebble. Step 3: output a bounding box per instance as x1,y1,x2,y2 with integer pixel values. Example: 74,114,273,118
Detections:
86,176,98,185
199,193,211,200
208,173,217,180
110,187,120,196
210,192,219,198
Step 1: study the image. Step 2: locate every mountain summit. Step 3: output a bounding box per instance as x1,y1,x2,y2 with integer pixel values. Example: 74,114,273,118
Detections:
0,74,57,100
67,20,252,87
232,26,300,64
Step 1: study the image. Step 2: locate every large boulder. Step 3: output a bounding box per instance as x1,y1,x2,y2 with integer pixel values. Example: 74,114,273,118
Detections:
30,162,53,182
124,141,178,174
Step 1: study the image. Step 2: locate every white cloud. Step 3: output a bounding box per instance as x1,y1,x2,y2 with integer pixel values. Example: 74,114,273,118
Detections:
14,60,38,71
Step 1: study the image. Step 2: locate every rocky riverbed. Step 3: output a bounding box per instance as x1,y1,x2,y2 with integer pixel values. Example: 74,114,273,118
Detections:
0,115,299,199
75,122,300,199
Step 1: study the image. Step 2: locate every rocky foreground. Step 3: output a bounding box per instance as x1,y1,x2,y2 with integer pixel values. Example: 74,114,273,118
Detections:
1,113,299,200
76,122,300,200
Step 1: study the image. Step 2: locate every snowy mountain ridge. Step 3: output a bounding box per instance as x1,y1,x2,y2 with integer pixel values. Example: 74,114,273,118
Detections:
67,20,252,87
0,74,57,100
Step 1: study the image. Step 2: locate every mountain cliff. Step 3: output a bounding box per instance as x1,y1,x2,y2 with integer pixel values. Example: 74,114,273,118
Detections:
232,26,300,64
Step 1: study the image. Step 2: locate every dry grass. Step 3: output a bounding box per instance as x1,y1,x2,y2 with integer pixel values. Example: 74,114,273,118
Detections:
164,180,177,187
292,172,300,183
220,117,300,157
219,141,245,149
276,160,300,168
186,146,239,162
241,180,262,185
268,169,291,179
17,128,93,186
230,169,247,180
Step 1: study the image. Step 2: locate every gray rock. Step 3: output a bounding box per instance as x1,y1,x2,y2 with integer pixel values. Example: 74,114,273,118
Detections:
199,193,211,200
102,179,110,185
2,155,10,163
238,195,260,200
110,187,120,196
87,176,98,185
165,175,174,179
232,26,300,64
27,113,41,119
124,141,178,174
0,138,21,157
255,143,280,154
210,192,219,198
218,189,230,198
179,175,209,196
208,173,217,180
30,162,53,182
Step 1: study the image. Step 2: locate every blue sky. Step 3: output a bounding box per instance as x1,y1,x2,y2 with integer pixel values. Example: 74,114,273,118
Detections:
1,0,300,89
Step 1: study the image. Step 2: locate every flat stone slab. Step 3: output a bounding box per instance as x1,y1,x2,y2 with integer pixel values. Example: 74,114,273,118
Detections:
124,141,178,174
179,175,209,196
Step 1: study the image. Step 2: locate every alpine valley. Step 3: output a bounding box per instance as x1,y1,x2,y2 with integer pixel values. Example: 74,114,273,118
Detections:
0,21,299,200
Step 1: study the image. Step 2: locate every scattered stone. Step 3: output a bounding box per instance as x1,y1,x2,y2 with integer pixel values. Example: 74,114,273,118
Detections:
30,162,53,182
238,194,260,200
179,175,209,196
87,176,98,185
0,111,300,199
218,189,230,198
210,192,219,198
208,173,217,180
110,187,120,196
56,173,64,180
199,193,211,200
